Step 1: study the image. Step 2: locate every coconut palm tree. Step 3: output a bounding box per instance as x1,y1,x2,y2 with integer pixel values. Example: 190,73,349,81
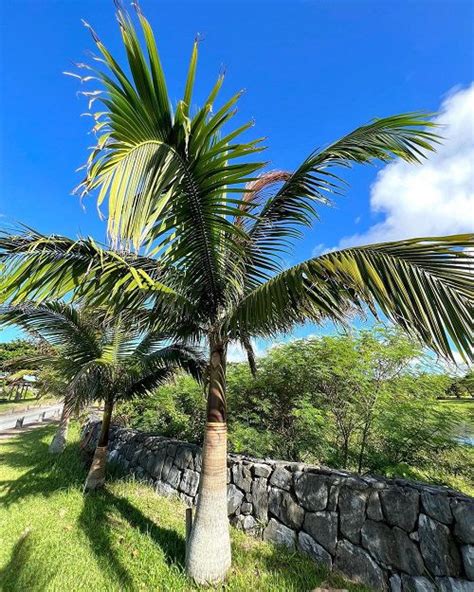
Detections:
0,4,473,583
0,301,205,489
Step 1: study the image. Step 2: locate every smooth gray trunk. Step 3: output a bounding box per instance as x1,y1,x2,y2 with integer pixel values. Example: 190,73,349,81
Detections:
49,405,70,454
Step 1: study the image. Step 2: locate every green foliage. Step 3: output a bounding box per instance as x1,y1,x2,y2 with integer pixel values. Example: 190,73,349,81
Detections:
447,369,474,398
0,340,39,371
0,302,206,412
121,326,472,492
117,374,206,443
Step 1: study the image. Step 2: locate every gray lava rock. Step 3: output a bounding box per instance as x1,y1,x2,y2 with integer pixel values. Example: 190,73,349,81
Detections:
380,487,419,532
421,492,452,525
251,477,269,522
236,514,257,532
160,455,174,482
269,488,304,529
294,472,328,511
452,500,474,544
150,451,166,479
166,443,177,458
227,484,244,516
461,545,474,580
419,513,461,577
155,481,175,497
174,447,194,470
166,465,181,489
179,469,199,497
269,467,292,491
361,520,425,575
367,491,384,521
263,518,296,549
389,574,402,592
303,511,338,554
327,485,340,511
436,578,474,592
241,502,253,515
297,532,332,568
339,487,367,544
252,463,272,478
232,464,252,493
194,451,202,472
401,575,436,592
334,539,387,591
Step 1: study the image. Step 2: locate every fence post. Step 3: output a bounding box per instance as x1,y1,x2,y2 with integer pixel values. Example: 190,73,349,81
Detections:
185,507,193,545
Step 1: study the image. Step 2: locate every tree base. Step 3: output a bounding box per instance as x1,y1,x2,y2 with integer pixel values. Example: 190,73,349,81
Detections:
83,446,107,492
49,433,67,454
185,422,231,584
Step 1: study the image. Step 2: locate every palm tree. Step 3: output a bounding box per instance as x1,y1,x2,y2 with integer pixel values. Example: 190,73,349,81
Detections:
0,301,205,489
0,4,472,583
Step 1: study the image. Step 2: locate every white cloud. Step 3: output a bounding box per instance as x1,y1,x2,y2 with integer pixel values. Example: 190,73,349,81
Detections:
333,83,474,250
311,242,326,257
227,340,267,363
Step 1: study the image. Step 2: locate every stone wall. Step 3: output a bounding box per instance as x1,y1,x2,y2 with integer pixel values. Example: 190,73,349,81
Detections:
82,421,474,591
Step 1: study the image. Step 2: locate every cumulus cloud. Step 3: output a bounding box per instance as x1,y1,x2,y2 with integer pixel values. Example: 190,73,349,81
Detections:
227,340,267,363
333,83,474,250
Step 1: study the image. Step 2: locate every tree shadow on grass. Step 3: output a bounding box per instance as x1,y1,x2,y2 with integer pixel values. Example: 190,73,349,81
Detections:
0,427,86,505
1,427,186,589
78,488,186,590
0,529,58,592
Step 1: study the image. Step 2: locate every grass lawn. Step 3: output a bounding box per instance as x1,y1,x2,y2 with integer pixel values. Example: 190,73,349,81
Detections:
437,397,474,419
0,396,59,415
0,424,368,592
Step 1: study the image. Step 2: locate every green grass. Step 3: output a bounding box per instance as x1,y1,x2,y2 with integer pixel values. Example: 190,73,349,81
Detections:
0,424,368,592
0,396,59,415
437,397,474,418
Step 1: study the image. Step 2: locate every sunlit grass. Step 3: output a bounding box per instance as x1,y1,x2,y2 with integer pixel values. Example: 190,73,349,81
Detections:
0,423,368,592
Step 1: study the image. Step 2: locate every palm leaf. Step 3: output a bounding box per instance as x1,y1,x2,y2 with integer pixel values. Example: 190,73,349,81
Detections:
246,114,440,273
72,4,265,310
228,235,474,362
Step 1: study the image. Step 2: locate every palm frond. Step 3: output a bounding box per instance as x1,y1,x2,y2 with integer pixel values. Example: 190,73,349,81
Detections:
246,114,440,273
0,301,101,363
228,235,473,362
133,341,207,384
71,4,265,312
0,229,191,312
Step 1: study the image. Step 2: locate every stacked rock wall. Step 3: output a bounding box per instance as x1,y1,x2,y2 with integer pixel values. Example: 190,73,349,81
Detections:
82,422,474,591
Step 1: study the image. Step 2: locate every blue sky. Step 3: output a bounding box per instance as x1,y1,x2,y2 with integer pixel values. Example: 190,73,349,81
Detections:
1,0,473,350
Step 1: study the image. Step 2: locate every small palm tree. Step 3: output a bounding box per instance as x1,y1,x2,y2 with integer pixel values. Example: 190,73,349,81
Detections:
0,301,205,489
0,5,472,583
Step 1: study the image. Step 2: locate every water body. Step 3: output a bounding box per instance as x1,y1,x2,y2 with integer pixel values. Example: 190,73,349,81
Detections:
455,413,474,447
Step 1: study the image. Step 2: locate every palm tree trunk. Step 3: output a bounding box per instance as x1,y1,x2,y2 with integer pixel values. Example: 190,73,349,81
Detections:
185,336,231,584
84,396,114,492
49,403,70,454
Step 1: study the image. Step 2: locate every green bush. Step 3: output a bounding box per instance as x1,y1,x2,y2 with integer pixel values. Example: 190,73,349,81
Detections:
117,326,473,493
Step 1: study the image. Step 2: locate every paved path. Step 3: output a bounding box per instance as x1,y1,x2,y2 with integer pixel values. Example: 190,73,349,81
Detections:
0,404,62,432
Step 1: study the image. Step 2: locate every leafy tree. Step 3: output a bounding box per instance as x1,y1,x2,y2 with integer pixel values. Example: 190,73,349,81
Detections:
0,339,46,400
447,370,474,398
0,5,473,583
116,374,206,443
121,328,470,492
0,302,205,487
0,340,37,370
